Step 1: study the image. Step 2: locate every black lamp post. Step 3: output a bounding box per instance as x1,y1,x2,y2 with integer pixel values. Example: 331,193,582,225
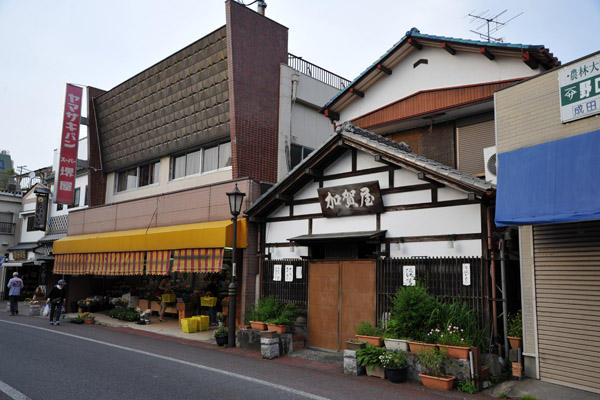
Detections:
226,183,245,347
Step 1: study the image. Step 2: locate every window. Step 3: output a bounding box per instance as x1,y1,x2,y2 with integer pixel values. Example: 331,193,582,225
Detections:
27,216,35,231
56,203,63,211
0,160,4,169
115,161,159,193
290,144,314,169
170,142,231,179
68,187,80,209
0,212,13,234
84,185,88,206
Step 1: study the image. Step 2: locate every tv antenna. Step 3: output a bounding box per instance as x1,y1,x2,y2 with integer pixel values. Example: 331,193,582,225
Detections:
467,10,523,43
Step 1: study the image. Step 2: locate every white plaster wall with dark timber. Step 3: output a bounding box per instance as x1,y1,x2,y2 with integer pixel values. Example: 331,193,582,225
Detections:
269,203,290,218
294,202,321,216
266,219,309,245
325,171,389,189
323,150,352,175
383,190,431,206
312,214,377,234
381,204,481,237
437,186,469,201
391,239,482,257
394,168,422,185
294,180,320,200
356,150,385,170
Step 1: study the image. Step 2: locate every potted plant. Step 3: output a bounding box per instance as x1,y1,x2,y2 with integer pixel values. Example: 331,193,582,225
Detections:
379,349,409,383
355,320,384,347
383,320,410,351
266,302,301,334
346,339,366,350
417,349,455,390
507,310,522,349
431,324,472,360
69,315,84,324
356,344,387,378
247,296,280,331
81,312,95,325
214,326,228,346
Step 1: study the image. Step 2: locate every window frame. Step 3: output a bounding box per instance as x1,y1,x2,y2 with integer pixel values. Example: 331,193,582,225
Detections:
115,161,160,193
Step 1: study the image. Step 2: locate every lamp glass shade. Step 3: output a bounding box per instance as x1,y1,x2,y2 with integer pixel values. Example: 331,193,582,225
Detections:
227,184,246,216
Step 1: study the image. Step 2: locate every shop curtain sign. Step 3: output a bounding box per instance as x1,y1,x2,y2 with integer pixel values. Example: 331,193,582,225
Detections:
403,265,416,286
56,84,83,204
285,265,293,282
273,264,282,281
559,54,600,123
317,181,384,217
462,263,471,286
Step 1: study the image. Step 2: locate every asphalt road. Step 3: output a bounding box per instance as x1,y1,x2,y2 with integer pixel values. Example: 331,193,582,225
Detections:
0,314,487,400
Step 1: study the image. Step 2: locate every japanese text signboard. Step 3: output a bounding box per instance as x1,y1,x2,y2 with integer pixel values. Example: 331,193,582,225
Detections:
317,181,384,217
56,84,83,204
559,54,600,123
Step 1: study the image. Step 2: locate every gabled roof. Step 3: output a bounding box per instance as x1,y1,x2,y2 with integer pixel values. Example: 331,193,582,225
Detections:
319,27,560,117
246,122,493,218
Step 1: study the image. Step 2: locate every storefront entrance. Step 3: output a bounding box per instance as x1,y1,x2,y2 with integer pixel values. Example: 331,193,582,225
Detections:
307,260,375,351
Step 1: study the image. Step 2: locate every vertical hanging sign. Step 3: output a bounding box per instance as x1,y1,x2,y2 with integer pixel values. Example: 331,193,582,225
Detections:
56,84,83,204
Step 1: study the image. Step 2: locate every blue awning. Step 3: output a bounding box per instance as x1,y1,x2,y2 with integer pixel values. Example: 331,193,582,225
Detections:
495,129,600,226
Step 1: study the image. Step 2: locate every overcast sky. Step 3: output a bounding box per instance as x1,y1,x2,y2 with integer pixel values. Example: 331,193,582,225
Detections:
1,0,598,173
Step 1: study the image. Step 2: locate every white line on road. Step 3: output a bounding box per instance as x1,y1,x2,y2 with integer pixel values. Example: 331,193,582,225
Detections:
0,379,32,400
1,320,331,400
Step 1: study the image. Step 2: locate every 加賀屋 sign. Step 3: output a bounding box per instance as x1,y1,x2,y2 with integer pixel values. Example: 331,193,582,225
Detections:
317,181,384,217
56,84,83,205
559,54,600,123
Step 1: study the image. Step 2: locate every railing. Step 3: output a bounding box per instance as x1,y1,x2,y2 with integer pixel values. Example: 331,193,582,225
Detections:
376,257,490,333
261,258,308,311
0,222,15,235
288,54,351,90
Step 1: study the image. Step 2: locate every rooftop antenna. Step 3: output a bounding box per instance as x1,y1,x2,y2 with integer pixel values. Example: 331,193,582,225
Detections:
467,10,523,43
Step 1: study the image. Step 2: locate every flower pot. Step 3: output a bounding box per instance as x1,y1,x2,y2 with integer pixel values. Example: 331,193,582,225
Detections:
215,335,228,346
366,365,385,379
250,321,267,331
384,338,409,352
385,366,408,383
408,341,437,354
512,362,522,377
84,318,95,325
346,340,366,350
356,334,383,347
437,344,471,360
419,373,455,390
266,323,287,334
508,336,522,349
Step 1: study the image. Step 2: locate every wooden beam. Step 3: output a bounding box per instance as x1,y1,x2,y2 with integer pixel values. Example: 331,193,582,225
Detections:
522,51,539,69
377,64,392,75
323,109,340,121
275,193,293,202
442,42,456,55
304,168,323,177
408,38,422,50
480,47,495,60
413,58,428,68
349,87,364,97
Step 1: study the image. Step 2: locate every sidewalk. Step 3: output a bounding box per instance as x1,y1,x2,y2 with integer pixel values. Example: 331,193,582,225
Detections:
4,301,599,399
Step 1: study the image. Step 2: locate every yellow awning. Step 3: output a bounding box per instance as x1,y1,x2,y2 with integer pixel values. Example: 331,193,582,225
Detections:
53,219,247,255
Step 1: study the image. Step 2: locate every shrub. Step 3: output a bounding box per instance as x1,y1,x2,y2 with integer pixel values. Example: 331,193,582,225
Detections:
214,326,228,337
430,301,485,349
417,348,447,377
457,380,478,394
356,344,386,371
355,320,384,336
388,283,438,341
379,349,408,368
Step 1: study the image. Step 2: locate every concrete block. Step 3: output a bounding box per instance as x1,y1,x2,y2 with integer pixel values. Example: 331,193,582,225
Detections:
343,350,364,376
481,353,503,377
261,337,280,360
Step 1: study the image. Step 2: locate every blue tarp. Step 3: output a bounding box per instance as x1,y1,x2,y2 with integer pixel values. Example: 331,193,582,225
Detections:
495,129,600,226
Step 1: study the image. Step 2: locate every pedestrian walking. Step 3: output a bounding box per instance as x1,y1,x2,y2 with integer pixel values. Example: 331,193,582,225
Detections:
46,280,67,325
7,272,24,316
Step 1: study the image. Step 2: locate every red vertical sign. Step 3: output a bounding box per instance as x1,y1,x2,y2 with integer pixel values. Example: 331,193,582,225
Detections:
56,84,83,204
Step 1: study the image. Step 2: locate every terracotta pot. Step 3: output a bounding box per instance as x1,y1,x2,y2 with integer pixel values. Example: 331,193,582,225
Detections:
408,341,437,354
512,362,522,377
84,318,95,325
346,340,366,350
366,365,385,379
266,323,287,334
507,336,522,349
438,344,471,360
356,334,383,347
419,373,455,390
384,338,409,352
250,321,267,331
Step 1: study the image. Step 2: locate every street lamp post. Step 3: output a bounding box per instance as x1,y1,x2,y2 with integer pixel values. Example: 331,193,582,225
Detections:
226,183,245,348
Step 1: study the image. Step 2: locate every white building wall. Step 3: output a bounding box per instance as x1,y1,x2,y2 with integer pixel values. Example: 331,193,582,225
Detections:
339,47,541,122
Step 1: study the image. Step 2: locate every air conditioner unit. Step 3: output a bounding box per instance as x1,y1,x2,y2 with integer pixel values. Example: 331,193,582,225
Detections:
483,146,497,184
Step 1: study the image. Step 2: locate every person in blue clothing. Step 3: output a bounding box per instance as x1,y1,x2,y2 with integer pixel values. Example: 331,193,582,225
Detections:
7,271,23,316
46,280,67,325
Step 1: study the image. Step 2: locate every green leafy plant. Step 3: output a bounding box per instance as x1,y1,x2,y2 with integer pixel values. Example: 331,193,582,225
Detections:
520,395,536,400
507,310,522,338
417,348,448,377
432,301,485,349
428,324,472,346
388,283,438,341
68,316,84,324
457,380,478,394
214,326,228,337
356,344,386,371
378,349,407,368
355,320,384,336
498,393,509,399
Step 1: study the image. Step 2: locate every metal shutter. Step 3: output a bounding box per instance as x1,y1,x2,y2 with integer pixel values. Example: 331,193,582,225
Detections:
457,119,495,176
533,220,600,393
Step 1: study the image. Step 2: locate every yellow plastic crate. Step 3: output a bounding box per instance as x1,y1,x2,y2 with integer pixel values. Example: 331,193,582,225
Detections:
181,318,198,333
162,293,176,303
201,297,217,307
192,315,209,331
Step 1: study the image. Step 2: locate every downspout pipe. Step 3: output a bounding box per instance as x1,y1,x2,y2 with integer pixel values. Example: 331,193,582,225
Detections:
500,231,510,359
487,208,499,355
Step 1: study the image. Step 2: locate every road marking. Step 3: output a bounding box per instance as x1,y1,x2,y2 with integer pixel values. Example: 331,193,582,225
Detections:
0,379,31,400
2,320,330,400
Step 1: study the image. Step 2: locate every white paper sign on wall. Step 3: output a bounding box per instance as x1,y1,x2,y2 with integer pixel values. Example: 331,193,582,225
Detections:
403,265,416,286
296,266,303,279
285,265,294,282
462,263,471,286
273,264,282,281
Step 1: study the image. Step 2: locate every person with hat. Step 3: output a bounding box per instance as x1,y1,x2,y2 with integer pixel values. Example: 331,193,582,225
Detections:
7,271,23,316
46,280,67,325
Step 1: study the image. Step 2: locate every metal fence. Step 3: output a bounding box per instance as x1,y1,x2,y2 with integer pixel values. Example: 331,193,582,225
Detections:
288,53,351,90
261,258,309,311
376,257,489,331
